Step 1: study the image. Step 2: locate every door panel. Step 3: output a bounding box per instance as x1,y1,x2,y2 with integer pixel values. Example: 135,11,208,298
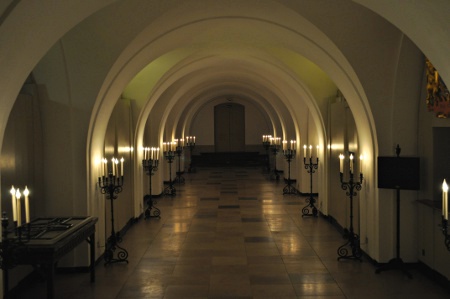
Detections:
214,103,245,152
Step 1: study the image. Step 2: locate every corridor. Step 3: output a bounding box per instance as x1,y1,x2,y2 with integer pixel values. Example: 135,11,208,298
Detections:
14,167,450,298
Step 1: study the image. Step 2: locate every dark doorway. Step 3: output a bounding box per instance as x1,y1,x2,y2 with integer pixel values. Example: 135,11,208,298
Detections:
214,103,245,152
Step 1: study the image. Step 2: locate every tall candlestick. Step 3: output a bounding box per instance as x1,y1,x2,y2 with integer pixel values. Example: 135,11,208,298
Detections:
111,158,115,176
359,154,364,175
10,186,17,222
349,154,354,174
443,179,448,220
24,186,30,223
16,189,22,227
103,158,107,176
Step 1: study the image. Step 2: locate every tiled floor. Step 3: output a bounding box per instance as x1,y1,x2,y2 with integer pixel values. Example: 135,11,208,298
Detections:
13,167,450,298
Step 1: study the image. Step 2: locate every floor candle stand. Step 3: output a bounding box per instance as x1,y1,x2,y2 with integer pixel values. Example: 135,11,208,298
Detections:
142,147,160,219
270,137,281,180
186,136,196,173
282,140,297,195
174,140,185,184
99,164,129,265
337,153,363,262
163,142,176,196
262,135,272,172
302,154,319,217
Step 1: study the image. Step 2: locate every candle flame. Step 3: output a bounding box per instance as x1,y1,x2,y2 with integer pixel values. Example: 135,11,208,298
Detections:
443,179,448,192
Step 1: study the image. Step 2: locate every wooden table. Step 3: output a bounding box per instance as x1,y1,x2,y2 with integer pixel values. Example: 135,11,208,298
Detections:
2,216,98,299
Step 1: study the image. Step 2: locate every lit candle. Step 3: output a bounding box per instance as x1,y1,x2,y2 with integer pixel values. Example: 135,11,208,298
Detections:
360,154,364,174
24,186,30,223
120,157,124,176
103,158,107,176
349,154,354,174
309,145,312,158
16,189,21,227
339,154,344,173
115,158,119,176
10,186,17,222
443,180,448,220
282,140,287,151
111,158,116,176
303,145,307,158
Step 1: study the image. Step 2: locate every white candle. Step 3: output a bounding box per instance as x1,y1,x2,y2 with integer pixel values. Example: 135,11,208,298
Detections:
120,157,124,176
111,158,115,176
339,154,344,173
115,158,119,176
10,186,17,222
359,154,364,175
16,189,21,227
24,186,30,223
309,145,312,158
103,158,107,176
443,180,448,220
349,154,354,174
303,145,307,158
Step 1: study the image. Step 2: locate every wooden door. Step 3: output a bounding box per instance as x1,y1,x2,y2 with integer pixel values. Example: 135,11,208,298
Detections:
214,103,245,152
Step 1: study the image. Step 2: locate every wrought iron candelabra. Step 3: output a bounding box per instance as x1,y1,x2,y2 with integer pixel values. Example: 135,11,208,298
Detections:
186,136,196,173
282,140,297,195
1,212,31,298
337,153,363,261
174,139,185,184
98,167,128,265
270,137,281,180
142,147,160,219
262,135,272,172
303,146,319,217
163,142,176,196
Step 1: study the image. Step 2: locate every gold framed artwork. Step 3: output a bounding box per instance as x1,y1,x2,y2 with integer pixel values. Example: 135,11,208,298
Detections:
426,58,450,118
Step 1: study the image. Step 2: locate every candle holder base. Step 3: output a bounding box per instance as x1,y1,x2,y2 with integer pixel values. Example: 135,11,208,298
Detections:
283,182,297,195
375,258,412,279
164,184,176,196
337,230,362,262
302,197,318,217
104,233,129,266
144,194,161,219
175,171,185,184
270,169,280,181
